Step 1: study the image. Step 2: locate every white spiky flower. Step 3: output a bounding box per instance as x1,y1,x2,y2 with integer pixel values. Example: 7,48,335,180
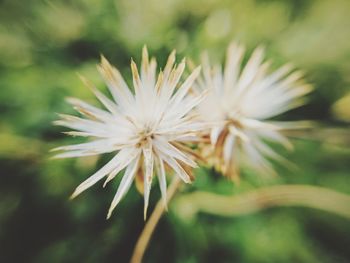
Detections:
195,42,312,181
53,47,208,219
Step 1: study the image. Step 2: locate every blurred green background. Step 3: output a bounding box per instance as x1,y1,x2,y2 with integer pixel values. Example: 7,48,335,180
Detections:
0,0,350,262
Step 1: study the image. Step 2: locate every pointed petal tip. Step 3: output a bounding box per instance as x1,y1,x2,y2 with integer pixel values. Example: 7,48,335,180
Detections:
77,74,89,85
49,146,62,153
54,111,61,115
69,191,78,200
130,59,138,70
186,58,197,70
49,154,60,160
143,206,148,221
255,44,266,53
52,120,61,126
76,72,84,79
103,177,112,188
191,65,202,78
78,75,95,91
166,50,176,63
65,96,75,103
100,54,108,63
142,44,148,53
228,40,238,48
106,210,113,220
304,84,314,93
181,176,192,184
78,76,96,92
107,200,119,220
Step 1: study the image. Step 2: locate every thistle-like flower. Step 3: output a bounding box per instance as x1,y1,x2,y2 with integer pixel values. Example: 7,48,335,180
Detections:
195,42,312,181
53,47,208,219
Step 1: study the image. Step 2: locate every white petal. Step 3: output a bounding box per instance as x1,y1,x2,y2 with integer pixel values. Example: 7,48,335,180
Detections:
166,89,209,121
154,136,197,168
55,114,131,138
155,155,167,209
143,143,154,219
78,75,123,115
141,45,157,93
98,56,134,110
107,154,140,219
52,138,123,153
163,50,176,80
170,66,201,107
103,148,140,186
159,59,186,111
156,149,191,183
66,97,114,122
210,126,224,146
224,42,245,93
223,133,235,165
52,138,132,158
52,150,102,159
131,59,144,103
70,148,137,199
236,46,265,93
200,52,213,89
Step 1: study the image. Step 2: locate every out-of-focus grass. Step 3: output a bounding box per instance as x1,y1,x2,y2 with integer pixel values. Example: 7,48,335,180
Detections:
0,0,349,262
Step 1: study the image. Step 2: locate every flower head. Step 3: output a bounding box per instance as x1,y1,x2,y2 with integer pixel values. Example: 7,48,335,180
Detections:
195,42,312,181
53,47,208,219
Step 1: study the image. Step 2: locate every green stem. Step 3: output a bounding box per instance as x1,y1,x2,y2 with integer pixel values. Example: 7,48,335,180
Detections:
130,177,182,263
175,185,350,219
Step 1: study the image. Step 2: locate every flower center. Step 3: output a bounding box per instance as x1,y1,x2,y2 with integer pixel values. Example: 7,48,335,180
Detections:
136,129,155,148
228,118,243,129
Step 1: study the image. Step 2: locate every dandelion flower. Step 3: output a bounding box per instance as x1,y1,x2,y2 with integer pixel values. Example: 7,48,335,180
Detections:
195,42,312,181
53,47,208,219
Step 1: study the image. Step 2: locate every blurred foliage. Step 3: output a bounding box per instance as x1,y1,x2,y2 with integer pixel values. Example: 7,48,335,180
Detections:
0,0,349,262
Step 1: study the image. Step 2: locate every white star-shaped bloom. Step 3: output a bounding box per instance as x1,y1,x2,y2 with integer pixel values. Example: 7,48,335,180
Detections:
195,42,312,181
53,47,208,219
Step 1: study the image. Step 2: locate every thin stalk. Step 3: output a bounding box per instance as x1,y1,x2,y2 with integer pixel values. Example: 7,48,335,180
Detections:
130,177,182,263
175,185,350,219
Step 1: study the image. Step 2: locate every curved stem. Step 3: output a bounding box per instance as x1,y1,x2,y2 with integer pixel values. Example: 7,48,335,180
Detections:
130,177,182,263
175,185,350,219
